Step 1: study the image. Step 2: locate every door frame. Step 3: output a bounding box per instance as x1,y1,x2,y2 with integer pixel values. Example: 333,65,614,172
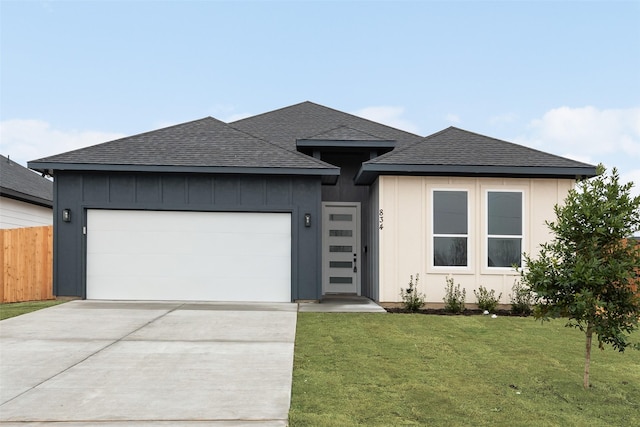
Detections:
321,201,361,296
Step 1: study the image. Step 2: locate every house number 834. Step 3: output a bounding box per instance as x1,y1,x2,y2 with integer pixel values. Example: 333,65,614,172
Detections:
379,209,384,230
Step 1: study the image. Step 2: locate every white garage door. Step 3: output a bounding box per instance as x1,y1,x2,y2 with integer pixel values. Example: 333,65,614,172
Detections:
86,210,291,302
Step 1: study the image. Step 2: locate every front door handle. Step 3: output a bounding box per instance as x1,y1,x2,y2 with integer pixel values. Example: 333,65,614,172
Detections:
353,253,357,273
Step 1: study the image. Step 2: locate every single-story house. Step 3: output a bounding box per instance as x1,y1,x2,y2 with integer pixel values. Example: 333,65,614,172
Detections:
1,154,53,229
28,102,596,304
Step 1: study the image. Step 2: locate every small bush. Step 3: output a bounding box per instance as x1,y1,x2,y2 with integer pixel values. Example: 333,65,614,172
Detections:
443,275,466,313
509,279,534,316
400,274,425,312
473,286,502,312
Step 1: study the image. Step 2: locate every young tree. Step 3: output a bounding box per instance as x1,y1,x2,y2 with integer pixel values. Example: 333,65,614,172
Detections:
521,166,640,389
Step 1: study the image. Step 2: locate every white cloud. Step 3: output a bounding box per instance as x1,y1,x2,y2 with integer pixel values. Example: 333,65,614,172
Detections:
561,153,593,165
351,106,420,134
515,106,640,211
205,104,254,123
0,119,126,166
518,106,640,158
621,169,640,200
445,113,461,124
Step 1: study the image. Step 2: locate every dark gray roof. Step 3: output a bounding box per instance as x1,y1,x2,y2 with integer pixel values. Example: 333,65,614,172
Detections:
0,154,53,207
355,127,597,184
304,125,391,142
29,117,339,178
27,103,598,185
231,101,423,149
297,125,396,152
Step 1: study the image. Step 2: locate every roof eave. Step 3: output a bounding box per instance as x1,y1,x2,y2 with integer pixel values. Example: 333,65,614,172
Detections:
296,139,396,149
354,164,598,185
0,187,53,208
28,161,340,178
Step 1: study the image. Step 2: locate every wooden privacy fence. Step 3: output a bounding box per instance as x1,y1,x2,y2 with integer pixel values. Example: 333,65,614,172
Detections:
1,225,53,303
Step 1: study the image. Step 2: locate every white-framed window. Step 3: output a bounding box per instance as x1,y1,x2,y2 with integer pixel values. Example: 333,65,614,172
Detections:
486,190,523,268
432,190,468,267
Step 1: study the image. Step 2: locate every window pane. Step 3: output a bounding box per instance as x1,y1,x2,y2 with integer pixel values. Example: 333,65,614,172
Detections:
434,191,467,234
329,229,353,237
330,276,353,284
330,214,352,221
434,237,468,267
488,238,521,267
329,261,352,268
329,245,352,252
488,192,522,236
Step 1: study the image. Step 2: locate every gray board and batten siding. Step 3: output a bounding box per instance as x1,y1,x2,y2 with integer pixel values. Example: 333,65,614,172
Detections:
53,171,322,300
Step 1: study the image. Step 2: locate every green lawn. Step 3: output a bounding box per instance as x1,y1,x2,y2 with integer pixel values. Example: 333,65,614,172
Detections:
0,300,66,320
290,313,640,426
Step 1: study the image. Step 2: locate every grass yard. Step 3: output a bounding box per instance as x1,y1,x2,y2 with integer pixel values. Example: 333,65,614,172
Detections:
0,300,66,320
290,313,640,426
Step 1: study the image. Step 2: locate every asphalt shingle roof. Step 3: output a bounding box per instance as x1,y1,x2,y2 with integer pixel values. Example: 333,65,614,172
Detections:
30,117,336,172
1,154,53,205
302,125,392,142
231,101,422,149
27,102,596,182
370,126,594,168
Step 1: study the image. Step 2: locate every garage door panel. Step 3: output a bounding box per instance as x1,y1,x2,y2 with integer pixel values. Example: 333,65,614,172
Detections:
87,210,291,302
92,211,291,234
89,276,291,302
90,230,291,257
89,252,291,278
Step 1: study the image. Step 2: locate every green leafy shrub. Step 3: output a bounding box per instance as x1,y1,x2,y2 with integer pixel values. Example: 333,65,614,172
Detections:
443,275,466,313
473,286,502,312
400,274,425,312
509,279,534,316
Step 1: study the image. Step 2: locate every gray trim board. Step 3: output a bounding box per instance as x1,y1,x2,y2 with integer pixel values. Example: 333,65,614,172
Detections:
297,139,396,149
0,188,53,208
354,164,597,185
28,162,340,177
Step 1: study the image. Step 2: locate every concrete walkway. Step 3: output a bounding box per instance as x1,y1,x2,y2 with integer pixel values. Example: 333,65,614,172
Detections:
298,295,387,313
0,300,298,426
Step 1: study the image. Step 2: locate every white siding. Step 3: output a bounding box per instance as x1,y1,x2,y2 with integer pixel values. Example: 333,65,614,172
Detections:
377,176,573,304
0,197,53,229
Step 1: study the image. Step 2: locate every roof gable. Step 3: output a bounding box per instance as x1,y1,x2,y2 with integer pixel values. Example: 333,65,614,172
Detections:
0,155,53,207
231,101,422,149
304,125,390,142
355,127,597,184
372,126,595,168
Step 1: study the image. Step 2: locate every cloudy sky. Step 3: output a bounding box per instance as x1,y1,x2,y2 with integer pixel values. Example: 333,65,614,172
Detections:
1,1,639,197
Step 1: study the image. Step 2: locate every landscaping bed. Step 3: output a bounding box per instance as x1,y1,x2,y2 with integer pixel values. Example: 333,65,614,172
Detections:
384,307,525,316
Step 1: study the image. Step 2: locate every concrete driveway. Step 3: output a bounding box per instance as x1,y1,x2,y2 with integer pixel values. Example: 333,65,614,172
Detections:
0,300,298,426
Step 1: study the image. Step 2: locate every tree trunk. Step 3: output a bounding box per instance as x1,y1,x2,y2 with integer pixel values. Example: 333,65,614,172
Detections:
584,323,593,389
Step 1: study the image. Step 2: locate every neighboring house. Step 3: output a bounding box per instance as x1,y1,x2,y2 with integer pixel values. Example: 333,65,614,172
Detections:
1,154,53,229
28,102,596,303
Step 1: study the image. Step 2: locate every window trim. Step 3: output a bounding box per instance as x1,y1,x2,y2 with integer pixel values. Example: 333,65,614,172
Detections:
431,189,470,270
485,189,524,270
